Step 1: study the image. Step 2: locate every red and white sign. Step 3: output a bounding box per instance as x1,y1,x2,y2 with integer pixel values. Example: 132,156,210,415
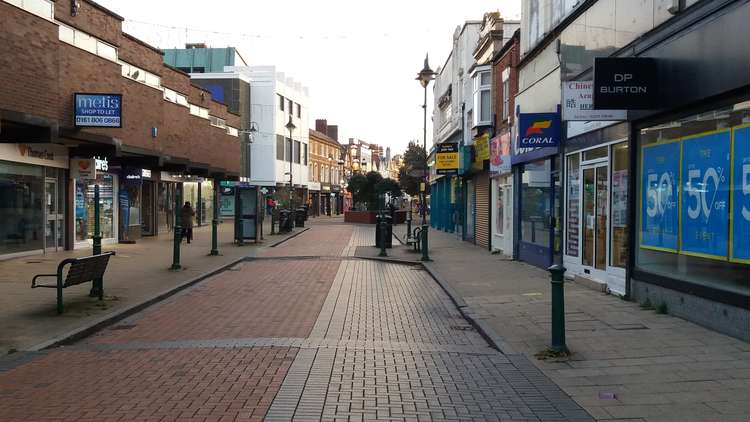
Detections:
70,158,96,179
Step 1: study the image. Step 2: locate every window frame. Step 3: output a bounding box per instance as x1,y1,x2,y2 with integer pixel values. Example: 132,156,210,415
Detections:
472,68,493,127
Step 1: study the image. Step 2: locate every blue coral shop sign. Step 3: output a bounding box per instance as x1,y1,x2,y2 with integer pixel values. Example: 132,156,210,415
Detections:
518,112,561,148
74,93,122,128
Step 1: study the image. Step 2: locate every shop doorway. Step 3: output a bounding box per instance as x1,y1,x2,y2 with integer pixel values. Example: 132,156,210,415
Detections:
44,177,63,251
142,180,155,236
581,163,609,278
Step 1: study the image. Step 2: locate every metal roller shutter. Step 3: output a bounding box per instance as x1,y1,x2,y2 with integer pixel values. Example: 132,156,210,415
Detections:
474,171,490,249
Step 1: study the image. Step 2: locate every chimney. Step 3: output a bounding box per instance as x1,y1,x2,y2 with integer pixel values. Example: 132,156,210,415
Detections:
315,119,328,134
327,125,339,142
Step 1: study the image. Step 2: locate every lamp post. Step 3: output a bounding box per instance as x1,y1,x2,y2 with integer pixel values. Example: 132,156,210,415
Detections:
285,116,296,227
416,53,436,262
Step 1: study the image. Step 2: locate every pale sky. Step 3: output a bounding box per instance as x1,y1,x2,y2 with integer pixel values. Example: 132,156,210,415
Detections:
96,0,521,155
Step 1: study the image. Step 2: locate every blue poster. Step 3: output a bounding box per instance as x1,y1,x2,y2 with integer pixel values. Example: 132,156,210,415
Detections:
680,130,731,259
641,142,680,251
732,126,750,262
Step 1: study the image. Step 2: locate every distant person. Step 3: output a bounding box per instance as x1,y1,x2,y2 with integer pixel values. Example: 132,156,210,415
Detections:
266,196,275,216
181,201,195,244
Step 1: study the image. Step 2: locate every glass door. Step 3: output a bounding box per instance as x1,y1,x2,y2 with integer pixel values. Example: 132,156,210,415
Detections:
581,164,609,272
44,178,63,251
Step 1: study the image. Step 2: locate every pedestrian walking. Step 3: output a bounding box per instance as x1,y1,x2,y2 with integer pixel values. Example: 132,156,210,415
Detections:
266,196,275,216
181,201,195,244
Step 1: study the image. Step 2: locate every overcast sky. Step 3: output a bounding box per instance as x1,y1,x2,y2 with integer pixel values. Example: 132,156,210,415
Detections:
97,0,521,154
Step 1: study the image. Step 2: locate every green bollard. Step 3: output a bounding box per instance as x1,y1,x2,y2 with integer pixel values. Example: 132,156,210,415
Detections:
548,264,568,354
420,224,430,262
210,179,219,256
89,184,103,299
171,189,182,270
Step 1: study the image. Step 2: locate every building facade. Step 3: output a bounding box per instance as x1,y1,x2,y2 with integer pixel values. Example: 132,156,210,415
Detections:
514,0,750,341
309,120,344,215
0,0,241,258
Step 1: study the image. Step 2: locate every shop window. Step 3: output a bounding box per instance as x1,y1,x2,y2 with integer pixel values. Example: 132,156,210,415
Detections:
75,174,115,242
566,154,580,256
583,146,608,161
520,160,552,248
496,185,504,236
0,161,44,255
636,100,750,294
611,142,629,268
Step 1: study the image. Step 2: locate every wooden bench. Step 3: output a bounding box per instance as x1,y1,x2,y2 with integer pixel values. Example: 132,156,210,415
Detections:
31,252,115,314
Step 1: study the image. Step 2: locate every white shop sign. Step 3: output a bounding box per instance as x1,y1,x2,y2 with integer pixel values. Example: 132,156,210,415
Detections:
0,143,69,168
562,81,627,121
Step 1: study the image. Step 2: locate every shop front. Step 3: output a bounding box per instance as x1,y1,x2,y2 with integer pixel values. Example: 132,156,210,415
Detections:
490,133,514,256
0,143,69,258
119,167,143,243
620,0,750,340
158,172,181,234
73,157,117,249
512,111,562,269
307,182,321,217
563,123,629,295
183,178,214,227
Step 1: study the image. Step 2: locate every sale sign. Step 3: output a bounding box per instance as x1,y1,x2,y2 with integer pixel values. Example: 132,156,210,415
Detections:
641,141,680,252
680,130,731,259
732,125,750,262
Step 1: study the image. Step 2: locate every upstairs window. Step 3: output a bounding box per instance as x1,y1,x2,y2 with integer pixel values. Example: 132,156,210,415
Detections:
278,94,285,111
501,68,510,122
58,23,118,63
472,69,492,127
4,0,53,21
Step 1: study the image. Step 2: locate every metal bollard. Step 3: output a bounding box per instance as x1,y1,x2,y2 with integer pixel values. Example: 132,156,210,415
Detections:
420,224,430,261
406,210,412,243
548,264,568,354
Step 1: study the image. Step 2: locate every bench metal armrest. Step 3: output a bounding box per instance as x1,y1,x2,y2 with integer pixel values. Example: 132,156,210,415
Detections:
31,274,58,288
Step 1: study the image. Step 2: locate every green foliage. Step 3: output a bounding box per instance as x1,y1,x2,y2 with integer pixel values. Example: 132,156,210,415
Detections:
376,178,402,198
656,301,668,314
399,141,429,197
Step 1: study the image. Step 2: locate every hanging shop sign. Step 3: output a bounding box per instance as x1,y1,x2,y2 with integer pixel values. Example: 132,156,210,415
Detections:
518,112,561,148
490,133,512,175
593,57,658,110
474,134,491,163
732,125,750,263
70,158,97,180
435,143,459,175
640,141,680,252
74,93,122,128
562,81,627,121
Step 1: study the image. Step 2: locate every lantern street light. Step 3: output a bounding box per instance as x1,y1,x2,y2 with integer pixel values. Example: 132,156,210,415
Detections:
285,116,296,225
416,53,436,261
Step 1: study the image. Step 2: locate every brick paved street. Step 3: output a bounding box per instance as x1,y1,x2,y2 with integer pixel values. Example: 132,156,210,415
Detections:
0,220,591,421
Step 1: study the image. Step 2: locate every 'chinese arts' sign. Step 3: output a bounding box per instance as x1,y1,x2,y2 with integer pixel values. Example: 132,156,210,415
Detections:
563,81,627,121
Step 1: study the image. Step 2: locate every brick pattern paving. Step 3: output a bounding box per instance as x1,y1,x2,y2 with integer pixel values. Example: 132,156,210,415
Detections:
89,259,338,344
0,223,593,421
0,347,295,422
262,224,354,258
267,259,592,421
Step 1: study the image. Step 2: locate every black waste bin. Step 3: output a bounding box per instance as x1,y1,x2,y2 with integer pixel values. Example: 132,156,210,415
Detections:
375,213,393,249
302,204,309,221
279,209,293,233
295,207,306,227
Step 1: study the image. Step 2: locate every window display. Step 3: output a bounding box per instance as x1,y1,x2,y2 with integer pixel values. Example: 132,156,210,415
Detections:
0,161,44,255
637,100,750,293
520,159,552,248
75,173,115,242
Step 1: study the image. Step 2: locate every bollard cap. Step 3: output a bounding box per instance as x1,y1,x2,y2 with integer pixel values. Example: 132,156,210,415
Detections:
547,264,566,273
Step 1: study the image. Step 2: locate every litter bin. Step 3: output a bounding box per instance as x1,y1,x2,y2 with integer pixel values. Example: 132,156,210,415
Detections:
375,213,393,249
279,209,293,233
295,207,306,227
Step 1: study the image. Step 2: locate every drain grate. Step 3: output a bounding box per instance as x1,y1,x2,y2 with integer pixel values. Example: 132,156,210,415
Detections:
450,325,475,331
109,324,137,331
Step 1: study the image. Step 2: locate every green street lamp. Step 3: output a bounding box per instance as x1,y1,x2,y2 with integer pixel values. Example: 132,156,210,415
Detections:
416,53,436,261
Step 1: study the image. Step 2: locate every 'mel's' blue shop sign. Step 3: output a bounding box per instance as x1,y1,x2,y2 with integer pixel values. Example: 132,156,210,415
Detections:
518,112,561,148
74,93,122,128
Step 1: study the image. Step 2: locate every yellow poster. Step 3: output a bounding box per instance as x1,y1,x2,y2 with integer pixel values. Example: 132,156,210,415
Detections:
435,143,459,174
474,134,490,162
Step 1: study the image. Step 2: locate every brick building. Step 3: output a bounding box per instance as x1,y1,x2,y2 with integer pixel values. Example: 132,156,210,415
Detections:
0,0,241,258
308,120,344,215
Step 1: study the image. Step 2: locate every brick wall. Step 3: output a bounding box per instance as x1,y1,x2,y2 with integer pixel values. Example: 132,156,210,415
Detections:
1,0,240,175
492,32,520,135
0,3,59,120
